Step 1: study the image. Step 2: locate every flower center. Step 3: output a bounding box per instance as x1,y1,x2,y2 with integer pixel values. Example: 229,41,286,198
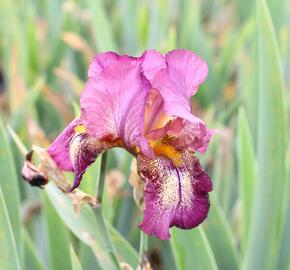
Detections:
150,141,182,167
74,124,87,134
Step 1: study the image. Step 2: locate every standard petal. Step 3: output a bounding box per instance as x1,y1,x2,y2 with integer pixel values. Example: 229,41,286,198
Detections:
47,118,81,171
137,151,212,240
142,49,208,125
165,49,208,97
81,57,153,156
88,52,140,78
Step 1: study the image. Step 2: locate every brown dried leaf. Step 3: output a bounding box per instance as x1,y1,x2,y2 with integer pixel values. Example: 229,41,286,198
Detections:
22,146,100,213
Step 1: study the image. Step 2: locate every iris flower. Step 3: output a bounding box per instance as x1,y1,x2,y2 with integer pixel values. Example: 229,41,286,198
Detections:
48,49,213,240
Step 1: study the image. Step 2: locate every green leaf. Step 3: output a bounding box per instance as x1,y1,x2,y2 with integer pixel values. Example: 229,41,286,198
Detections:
108,224,138,269
45,183,138,270
171,226,218,270
22,229,45,270
243,0,287,269
42,194,73,270
45,183,118,270
0,117,21,255
203,197,239,270
85,0,117,51
0,187,21,270
70,246,84,270
237,108,256,249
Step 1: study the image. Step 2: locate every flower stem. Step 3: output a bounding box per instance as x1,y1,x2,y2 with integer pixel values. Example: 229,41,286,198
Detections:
97,151,108,202
139,230,148,260
95,152,121,270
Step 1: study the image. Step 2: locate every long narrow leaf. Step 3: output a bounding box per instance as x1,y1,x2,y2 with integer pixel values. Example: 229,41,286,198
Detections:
171,227,218,270
243,0,287,269
237,108,256,249
0,187,21,270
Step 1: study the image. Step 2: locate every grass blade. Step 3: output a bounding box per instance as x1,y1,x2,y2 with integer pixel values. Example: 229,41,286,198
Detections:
237,108,256,249
0,117,21,255
71,246,84,270
22,229,45,270
42,194,73,270
171,227,218,270
203,197,239,270
243,0,287,269
0,187,21,270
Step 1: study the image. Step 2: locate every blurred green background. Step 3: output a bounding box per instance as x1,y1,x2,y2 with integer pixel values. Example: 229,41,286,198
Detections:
0,0,289,269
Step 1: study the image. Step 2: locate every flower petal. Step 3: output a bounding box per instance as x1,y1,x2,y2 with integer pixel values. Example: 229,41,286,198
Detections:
47,118,81,171
88,52,140,78
137,151,212,240
81,56,153,156
142,49,208,124
69,133,115,190
147,118,213,153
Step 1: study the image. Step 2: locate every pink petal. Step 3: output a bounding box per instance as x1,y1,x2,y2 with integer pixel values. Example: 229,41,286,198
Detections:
137,151,212,240
47,118,81,171
165,49,208,97
142,49,210,151
69,134,114,190
147,118,213,153
81,56,153,156
88,52,140,78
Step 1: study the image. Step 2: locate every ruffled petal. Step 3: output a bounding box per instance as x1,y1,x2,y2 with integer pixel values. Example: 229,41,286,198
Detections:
137,151,212,240
81,55,153,156
47,118,82,171
147,118,213,153
88,52,140,78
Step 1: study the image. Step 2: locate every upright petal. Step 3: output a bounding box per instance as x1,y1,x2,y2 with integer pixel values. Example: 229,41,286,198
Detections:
88,52,140,78
165,49,208,97
81,57,153,156
137,151,212,240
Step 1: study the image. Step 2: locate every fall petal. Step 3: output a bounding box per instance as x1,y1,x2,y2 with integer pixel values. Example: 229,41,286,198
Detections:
47,118,81,171
69,134,114,190
137,151,212,240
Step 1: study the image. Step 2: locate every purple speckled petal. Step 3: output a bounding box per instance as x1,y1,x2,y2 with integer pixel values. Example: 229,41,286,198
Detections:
47,118,117,190
47,118,81,171
137,151,212,240
81,55,153,156
68,133,115,190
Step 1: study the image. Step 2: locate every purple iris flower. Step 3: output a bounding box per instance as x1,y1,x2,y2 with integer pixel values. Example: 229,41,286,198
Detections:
48,49,213,240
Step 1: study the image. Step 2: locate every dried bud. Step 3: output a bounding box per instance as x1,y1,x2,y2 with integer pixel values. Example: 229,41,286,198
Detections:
21,146,100,213
21,151,48,188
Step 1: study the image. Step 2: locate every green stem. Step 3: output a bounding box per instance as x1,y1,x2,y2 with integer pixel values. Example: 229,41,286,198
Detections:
139,230,148,259
97,151,108,202
95,152,121,270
